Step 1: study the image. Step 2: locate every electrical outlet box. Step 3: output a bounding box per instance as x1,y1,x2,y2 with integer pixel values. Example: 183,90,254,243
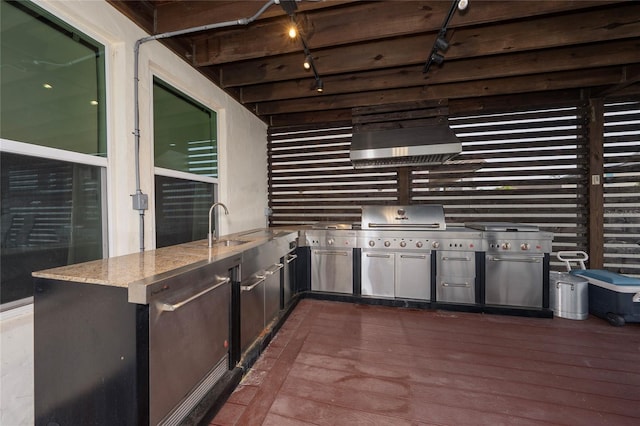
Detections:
131,193,148,210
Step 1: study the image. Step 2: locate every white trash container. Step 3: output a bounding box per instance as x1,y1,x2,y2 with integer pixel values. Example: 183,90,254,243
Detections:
549,271,589,320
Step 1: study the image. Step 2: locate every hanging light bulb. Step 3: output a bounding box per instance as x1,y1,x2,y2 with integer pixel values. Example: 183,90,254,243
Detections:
288,25,297,39
316,79,324,93
303,54,312,70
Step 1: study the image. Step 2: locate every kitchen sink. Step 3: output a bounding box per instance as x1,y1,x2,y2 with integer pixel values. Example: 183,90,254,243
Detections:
213,239,249,247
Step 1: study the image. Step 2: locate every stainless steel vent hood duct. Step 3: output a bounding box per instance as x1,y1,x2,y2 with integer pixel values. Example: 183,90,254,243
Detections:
350,123,462,169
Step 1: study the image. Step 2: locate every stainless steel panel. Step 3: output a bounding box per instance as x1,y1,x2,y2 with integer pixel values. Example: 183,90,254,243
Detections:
149,276,230,426
361,205,446,230
311,249,353,294
436,251,475,304
264,263,283,325
240,275,265,352
485,254,544,308
395,253,431,300
361,251,395,297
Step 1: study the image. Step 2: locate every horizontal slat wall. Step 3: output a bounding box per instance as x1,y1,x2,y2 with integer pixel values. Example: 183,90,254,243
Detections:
411,104,589,269
603,98,640,277
268,123,398,225
268,102,594,272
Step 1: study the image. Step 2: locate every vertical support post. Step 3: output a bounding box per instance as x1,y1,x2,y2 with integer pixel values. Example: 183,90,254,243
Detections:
398,167,411,205
587,98,605,269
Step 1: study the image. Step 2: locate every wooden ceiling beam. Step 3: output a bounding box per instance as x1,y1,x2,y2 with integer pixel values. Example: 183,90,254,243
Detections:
217,3,640,87
255,66,631,116
191,0,617,66
240,39,640,103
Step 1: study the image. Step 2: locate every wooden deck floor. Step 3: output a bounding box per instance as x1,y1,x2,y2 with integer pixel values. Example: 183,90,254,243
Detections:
207,299,640,425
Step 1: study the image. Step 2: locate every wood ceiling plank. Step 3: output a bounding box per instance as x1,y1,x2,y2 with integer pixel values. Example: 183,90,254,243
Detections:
107,0,156,34
191,1,619,65
154,0,357,33
218,3,640,86
255,67,629,116
240,39,640,102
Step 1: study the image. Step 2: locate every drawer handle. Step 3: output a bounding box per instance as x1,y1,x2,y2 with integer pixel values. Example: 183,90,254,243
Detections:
241,276,266,292
442,256,470,261
286,254,298,264
161,277,230,312
366,253,391,258
442,281,470,288
400,255,427,259
265,263,284,275
490,256,542,263
316,251,349,256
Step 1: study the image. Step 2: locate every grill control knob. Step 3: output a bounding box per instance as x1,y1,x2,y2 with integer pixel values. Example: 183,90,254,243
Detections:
400,241,407,248
502,242,511,250
327,238,335,245
416,241,424,248
369,240,375,247
432,241,440,249
384,241,391,247
521,243,530,251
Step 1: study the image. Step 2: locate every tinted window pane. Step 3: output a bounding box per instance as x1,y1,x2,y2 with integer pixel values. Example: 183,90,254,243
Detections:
0,0,106,156
1,153,103,303
155,176,214,248
153,79,217,177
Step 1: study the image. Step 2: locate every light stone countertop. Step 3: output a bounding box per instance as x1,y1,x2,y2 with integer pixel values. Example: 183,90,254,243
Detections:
32,228,299,289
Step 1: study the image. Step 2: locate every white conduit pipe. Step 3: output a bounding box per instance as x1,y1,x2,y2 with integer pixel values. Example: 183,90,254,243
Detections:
132,0,277,251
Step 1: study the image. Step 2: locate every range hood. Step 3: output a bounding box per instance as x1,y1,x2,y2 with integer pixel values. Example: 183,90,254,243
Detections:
350,123,462,169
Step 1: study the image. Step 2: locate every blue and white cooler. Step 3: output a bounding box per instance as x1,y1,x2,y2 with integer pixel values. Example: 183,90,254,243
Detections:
558,251,640,326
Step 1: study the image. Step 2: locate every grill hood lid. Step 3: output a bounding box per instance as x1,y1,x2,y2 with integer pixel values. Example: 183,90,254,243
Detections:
350,123,461,169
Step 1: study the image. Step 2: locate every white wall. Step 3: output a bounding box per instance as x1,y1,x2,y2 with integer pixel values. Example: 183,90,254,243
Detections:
0,0,270,423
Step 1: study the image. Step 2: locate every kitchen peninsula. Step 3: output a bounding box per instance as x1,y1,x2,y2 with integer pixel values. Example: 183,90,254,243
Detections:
32,228,298,426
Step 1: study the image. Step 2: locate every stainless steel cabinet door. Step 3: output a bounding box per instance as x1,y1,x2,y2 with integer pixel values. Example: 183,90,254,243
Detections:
264,263,283,325
362,251,395,297
240,275,266,352
311,249,353,294
149,278,230,425
395,253,431,300
485,254,544,308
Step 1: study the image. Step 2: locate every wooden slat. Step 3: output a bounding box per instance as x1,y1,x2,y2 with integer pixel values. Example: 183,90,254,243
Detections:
187,1,618,65
242,39,640,103
256,67,627,116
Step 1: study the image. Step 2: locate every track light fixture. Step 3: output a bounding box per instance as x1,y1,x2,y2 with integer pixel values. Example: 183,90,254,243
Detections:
431,52,445,65
434,35,449,52
423,0,468,74
278,0,324,94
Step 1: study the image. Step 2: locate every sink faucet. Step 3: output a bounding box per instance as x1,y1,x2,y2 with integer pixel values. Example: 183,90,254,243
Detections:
208,202,229,247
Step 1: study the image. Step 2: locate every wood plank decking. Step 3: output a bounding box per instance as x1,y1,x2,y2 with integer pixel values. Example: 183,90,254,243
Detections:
207,299,640,425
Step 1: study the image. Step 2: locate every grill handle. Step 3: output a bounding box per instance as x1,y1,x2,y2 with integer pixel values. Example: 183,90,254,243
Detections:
367,223,442,229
